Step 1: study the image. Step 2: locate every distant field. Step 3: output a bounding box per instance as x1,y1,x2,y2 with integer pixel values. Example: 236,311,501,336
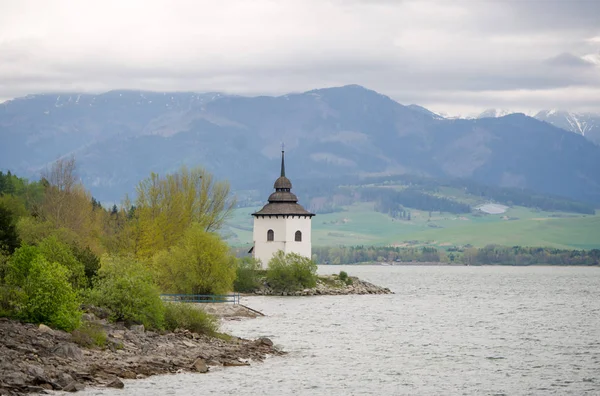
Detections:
224,203,600,250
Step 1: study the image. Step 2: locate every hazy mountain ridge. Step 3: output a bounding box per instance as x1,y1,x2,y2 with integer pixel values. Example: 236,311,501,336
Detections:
1,85,600,204
467,107,600,145
534,110,600,144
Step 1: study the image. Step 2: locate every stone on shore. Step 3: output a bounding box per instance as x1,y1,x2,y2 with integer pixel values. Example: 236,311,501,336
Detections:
254,275,393,296
0,313,283,395
53,343,84,361
38,324,55,335
63,381,86,392
191,358,209,373
106,378,125,389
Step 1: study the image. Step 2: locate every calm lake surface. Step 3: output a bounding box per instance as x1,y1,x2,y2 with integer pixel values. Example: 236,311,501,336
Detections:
77,265,600,395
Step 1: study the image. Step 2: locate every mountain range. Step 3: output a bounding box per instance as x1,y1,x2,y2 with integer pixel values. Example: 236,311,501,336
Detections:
473,108,600,145
1,85,600,204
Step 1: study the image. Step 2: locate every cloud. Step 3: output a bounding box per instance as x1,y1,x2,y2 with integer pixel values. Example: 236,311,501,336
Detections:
0,0,599,114
545,53,597,68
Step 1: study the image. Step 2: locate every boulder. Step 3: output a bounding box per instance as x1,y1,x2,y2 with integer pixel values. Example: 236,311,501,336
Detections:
53,343,84,361
25,364,45,378
62,381,85,392
257,337,273,347
223,361,250,367
38,324,55,335
5,371,28,386
190,358,209,373
81,313,97,322
106,378,125,389
56,373,75,388
129,324,145,334
119,370,137,379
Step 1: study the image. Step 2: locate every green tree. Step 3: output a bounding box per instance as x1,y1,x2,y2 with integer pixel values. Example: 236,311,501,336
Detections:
72,245,100,285
152,224,236,295
88,255,165,329
133,167,235,259
22,256,81,331
0,205,19,254
233,257,262,292
265,251,318,292
38,236,86,289
5,245,41,287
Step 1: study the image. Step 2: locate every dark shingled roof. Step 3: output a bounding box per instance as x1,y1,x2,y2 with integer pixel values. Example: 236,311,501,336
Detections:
252,202,314,216
252,150,315,217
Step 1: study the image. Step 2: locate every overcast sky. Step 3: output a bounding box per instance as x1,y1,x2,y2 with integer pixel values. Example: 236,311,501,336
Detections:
1,0,599,115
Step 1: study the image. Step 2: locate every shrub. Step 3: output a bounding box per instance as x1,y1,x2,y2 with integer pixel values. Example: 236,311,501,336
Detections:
5,245,41,287
0,204,19,254
338,271,348,282
0,284,27,318
87,255,165,329
164,302,218,336
152,225,237,295
0,250,9,281
266,251,318,292
233,257,262,292
71,245,100,286
38,236,86,289
72,322,107,348
338,271,353,285
22,256,81,331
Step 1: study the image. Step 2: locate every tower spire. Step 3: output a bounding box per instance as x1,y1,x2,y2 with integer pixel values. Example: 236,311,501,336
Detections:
280,143,285,177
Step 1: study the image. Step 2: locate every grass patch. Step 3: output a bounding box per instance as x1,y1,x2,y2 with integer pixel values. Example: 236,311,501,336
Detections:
72,322,107,348
225,203,600,250
164,303,218,336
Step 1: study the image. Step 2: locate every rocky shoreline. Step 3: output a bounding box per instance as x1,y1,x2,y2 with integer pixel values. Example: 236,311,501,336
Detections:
0,275,392,395
0,315,282,395
253,275,393,296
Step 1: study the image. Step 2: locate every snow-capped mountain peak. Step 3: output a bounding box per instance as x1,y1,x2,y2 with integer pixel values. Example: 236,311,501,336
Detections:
477,108,516,119
534,110,600,143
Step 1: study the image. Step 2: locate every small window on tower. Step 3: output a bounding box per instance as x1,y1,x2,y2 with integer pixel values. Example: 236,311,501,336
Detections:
267,229,274,241
295,230,302,242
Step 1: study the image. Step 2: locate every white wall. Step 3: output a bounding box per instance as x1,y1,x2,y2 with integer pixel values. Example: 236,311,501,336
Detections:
253,216,312,268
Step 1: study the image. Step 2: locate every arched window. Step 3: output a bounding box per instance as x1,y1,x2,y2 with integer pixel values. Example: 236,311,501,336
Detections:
267,229,274,241
295,230,302,242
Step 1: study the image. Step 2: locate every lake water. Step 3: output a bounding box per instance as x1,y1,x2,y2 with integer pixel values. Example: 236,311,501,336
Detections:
77,265,600,395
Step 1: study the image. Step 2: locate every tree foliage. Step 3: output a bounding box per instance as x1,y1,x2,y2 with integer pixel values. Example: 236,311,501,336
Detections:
0,205,19,254
233,257,263,292
152,225,236,295
87,255,165,329
266,251,318,292
313,244,600,266
132,167,235,259
38,236,87,289
1,162,237,334
38,157,102,254
5,245,41,287
21,256,81,331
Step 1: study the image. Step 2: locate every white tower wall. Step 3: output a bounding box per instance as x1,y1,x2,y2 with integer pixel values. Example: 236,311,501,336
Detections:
253,215,312,268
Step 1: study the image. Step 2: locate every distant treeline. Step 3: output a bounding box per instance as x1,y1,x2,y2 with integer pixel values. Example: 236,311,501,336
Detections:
287,173,597,215
312,245,600,266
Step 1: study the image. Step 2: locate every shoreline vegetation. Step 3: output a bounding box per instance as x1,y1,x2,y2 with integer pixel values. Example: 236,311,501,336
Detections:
0,160,394,394
312,245,600,266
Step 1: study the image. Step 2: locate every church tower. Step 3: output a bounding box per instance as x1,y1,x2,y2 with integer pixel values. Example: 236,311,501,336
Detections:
251,150,315,268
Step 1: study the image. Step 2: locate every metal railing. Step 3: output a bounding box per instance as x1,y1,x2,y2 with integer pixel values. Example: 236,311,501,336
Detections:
160,293,240,304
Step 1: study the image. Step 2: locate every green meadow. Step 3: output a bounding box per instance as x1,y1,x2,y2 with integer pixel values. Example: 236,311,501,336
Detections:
224,203,600,250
